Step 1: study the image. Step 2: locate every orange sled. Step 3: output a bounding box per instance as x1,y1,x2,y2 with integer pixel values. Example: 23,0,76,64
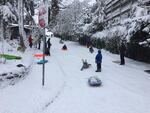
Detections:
34,54,47,57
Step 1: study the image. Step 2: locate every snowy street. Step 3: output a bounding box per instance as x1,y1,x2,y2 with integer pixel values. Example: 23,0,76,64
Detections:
0,38,150,113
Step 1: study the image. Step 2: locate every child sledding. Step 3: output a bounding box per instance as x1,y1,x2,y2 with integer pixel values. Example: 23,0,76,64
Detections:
62,44,67,50
80,59,91,71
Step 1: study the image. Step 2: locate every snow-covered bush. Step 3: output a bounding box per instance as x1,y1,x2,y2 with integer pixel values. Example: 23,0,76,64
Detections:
90,1,150,62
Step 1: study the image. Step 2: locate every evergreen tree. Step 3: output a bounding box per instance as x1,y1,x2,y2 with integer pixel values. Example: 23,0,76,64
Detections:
49,0,61,28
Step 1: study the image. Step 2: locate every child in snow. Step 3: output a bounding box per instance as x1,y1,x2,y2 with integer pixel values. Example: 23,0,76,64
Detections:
89,46,94,53
95,50,102,72
81,59,91,71
62,44,67,50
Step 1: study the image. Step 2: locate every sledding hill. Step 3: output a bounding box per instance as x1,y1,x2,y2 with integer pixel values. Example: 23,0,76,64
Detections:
0,37,150,113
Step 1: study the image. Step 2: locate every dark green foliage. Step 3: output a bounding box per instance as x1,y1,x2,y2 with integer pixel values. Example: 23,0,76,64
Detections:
126,31,150,63
101,30,150,63
54,33,76,41
105,36,121,54
78,35,90,45
127,43,150,63
92,38,105,49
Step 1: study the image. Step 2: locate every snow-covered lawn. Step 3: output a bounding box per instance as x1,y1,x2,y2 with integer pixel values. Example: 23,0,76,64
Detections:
0,38,150,113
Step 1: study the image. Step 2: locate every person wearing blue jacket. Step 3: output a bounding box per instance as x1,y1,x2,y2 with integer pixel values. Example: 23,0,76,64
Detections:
95,50,102,72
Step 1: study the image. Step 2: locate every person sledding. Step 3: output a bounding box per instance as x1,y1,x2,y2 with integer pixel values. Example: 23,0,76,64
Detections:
95,50,102,72
80,59,91,71
62,44,67,50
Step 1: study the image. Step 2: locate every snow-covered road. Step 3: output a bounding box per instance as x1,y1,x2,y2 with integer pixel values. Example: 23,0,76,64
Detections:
0,38,150,113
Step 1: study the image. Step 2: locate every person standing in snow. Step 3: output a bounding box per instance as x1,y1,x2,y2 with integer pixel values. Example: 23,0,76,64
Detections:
119,42,126,65
95,50,102,72
28,35,33,48
38,38,41,50
89,46,94,53
46,38,51,56
86,37,91,48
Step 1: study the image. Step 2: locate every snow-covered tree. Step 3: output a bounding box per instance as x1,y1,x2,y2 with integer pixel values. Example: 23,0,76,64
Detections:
53,0,86,39
76,0,106,36
49,0,62,28
0,0,36,51
18,0,26,51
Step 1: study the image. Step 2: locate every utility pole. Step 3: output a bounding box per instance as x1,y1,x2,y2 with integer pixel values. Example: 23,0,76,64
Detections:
39,0,48,86
42,0,47,86
42,0,45,87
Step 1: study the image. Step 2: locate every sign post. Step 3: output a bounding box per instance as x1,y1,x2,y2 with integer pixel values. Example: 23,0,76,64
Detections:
38,1,48,86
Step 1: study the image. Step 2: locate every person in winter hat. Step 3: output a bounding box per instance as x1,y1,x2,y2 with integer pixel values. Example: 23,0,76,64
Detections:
95,50,102,72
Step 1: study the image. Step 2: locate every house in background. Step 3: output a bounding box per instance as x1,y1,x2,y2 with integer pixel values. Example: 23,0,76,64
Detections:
104,0,150,26
105,0,138,26
7,24,32,40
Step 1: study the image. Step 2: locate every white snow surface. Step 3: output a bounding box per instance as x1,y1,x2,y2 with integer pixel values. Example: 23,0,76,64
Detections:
0,38,150,113
62,0,96,6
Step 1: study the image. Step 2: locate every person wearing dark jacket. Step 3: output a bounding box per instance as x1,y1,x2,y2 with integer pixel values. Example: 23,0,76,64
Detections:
47,38,51,49
89,46,94,53
119,42,126,65
28,35,33,48
95,50,102,72
46,38,51,56
62,44,67,50
38,38,41,50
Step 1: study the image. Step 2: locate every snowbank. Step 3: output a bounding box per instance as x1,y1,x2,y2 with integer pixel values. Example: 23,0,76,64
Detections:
92,26,126,40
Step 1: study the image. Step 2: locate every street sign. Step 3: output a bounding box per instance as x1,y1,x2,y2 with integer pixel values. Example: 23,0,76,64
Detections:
38,1,48,87
38,2,48,28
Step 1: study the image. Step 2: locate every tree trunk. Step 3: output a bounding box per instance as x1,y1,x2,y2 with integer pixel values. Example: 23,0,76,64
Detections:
18,0,26,51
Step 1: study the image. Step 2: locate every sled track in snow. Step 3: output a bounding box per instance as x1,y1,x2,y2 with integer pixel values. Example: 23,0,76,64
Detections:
43,82,66,109
41,56,67,112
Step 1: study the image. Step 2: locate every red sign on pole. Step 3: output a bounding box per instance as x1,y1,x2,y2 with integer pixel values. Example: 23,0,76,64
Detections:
38,2,48,28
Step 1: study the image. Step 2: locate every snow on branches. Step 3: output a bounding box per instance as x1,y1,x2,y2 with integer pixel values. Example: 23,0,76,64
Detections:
0,4,17,22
